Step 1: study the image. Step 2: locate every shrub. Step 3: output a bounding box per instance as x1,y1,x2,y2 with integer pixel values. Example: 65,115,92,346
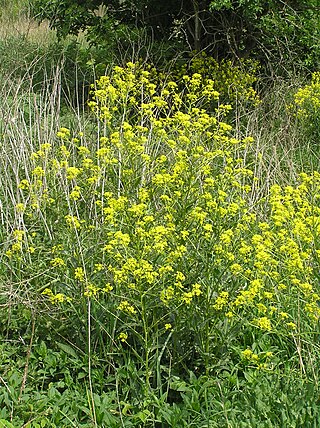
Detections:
293,72,320,142
1,63,320,425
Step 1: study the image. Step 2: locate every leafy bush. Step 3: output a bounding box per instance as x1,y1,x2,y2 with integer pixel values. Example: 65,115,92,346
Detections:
293,72,320,143
173,52,260,107
1,62,320,426
32,0,320,72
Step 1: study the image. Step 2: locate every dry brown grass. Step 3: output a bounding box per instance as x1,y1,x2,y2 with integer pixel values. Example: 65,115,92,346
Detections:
0,2,56,44
1,19,55,43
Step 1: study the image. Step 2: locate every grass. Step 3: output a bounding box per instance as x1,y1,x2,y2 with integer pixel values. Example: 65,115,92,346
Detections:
0,0,54,42
1,3,320,427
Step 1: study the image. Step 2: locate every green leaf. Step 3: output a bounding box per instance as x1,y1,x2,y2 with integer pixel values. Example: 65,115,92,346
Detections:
0,420,15,428
56,342,78,358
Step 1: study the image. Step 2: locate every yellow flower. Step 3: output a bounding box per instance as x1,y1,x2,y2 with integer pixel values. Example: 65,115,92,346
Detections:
70,186,81,200
51,258,65,268
255,317,272,331
75,267,85,282
5,250,13,258
84,283,100,297
65,214,81,229
241,349,253,359
182,291,193,305
15,203,25,213
241,349,259,362
57,127,71,139
78,145,90,156
66,167,81,180
175,271,185,282
225,311,234,318
213,291,229,310
18,179,30,190
286,322,297,330
42,288,70,304
230,263,242,275
13,230,24,242
191,283,202,296
279,312,289,319
119,332,128,342
117,300,136,314
60,145,70,157
103,283,113,292
160,286,175,304
94,263,104,272
32,166,45,177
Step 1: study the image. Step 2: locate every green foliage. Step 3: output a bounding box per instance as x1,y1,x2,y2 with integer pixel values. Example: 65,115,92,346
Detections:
30,0,99,38
208,0,320,70
292,72,320,143
0,0,29,20
31,0,184,65
31,0,180,41
156,370,320,427
0,34,109,110
31,0,320,72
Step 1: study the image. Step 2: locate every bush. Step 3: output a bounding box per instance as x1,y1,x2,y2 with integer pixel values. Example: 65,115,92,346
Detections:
293,72,320,143
1,63,320,426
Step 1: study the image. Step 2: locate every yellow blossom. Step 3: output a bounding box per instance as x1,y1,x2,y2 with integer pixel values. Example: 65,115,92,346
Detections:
119,332,128,342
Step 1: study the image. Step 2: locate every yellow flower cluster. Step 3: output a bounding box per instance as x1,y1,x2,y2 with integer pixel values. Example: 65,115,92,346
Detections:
294,72,320,118
212,172,320,333
174,52,260,107
241,348,273,370
42,288,71,304
5,229,25,258
119,332,128,342
6,62,320,371
89,62,223,129
117,300,136,315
